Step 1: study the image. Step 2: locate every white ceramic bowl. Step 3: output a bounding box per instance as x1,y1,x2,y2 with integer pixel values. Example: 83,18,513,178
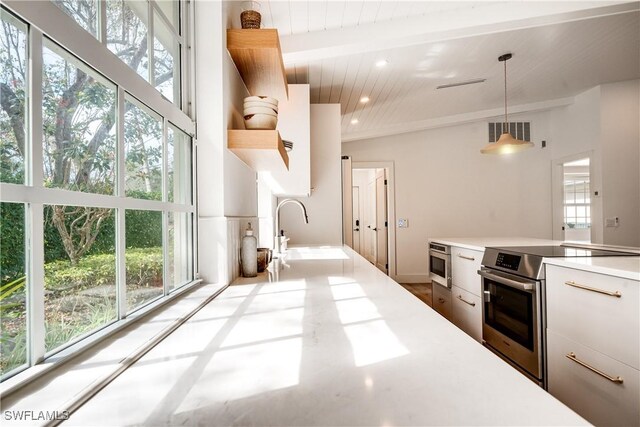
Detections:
244,95,278,106
244,113,278,130
244,101,278,112
244,106,278,116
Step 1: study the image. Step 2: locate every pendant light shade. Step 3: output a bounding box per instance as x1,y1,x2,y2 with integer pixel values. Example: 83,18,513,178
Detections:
481,53,533,155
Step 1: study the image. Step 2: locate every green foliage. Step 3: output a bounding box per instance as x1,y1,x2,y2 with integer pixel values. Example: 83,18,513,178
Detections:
125,205,162,249
0,202,24,283
45,247,162,293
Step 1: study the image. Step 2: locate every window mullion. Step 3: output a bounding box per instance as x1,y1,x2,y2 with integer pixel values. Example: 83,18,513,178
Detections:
99,0,107,45
27,27,46,366
148,0,155,87
116,87,127,319
162,118,169,295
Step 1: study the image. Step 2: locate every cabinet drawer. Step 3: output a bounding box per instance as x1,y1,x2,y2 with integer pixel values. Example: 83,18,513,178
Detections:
432,284,452,321
547,330,640,427
451,285,482,342
451,247,483,296
546,264,640,369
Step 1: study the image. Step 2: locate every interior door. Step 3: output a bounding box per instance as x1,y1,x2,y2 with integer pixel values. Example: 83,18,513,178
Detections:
364,179,377,263
352,186,361,254
375,169,388,274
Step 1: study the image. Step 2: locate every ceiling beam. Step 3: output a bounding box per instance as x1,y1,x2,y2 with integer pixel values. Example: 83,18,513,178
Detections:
341,97,575,143
281,2,639,64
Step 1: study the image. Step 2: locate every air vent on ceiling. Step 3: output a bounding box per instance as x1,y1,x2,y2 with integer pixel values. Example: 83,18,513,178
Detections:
488,122,531,142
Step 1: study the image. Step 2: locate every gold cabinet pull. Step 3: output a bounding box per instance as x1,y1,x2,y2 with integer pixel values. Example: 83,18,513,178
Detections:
457,253,475,261
438,297,446,304
566,352,624,384
564,281,621,298
457,294,476,307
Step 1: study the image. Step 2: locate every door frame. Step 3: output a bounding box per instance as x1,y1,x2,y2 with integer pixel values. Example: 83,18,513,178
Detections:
352,161,397,280
551,151,601,243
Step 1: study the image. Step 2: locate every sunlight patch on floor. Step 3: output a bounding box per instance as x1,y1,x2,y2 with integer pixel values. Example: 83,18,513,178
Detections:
343,320,409,367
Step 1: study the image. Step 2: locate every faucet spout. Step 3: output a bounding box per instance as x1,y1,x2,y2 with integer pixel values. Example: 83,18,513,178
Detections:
274,198,309,253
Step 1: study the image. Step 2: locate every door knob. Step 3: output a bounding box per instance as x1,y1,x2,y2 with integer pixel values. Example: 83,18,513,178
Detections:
373,227,378,231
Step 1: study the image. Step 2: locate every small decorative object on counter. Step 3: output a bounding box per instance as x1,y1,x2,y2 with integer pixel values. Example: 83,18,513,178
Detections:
240,1,261,29
257,248,272,272
241,222,257,277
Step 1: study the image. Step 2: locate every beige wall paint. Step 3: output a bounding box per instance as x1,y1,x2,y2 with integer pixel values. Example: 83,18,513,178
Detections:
279,105,342,245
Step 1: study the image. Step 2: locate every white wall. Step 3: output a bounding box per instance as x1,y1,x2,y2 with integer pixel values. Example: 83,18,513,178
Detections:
343,111,555,280
599,80,640,246
195,1,258,285
279,104,342,245
549,80,640,247
549,86,604,243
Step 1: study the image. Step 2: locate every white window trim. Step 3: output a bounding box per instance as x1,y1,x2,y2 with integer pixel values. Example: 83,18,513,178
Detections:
3,0,194,134
0,0,199,381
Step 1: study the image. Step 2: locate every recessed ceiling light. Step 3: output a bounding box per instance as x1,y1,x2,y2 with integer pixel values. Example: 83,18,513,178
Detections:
375,60,388,68
351,118,359,124
360,96,370,103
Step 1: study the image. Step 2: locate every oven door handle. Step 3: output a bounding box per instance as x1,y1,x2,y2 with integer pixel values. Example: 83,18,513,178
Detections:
477,270,535,291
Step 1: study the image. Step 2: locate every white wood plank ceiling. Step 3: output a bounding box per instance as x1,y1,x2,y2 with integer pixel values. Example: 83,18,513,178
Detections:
230,1,640,141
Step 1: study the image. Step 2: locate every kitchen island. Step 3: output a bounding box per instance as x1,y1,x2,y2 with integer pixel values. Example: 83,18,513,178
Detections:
61,246,587,426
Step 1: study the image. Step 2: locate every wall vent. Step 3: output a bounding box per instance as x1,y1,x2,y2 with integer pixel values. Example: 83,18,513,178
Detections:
488,122,531,142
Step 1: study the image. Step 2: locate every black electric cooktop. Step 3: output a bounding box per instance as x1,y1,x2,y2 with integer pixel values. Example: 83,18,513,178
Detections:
491,245,638,258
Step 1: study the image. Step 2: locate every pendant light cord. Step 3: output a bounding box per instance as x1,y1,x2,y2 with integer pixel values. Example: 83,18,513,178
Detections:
504,58,508,132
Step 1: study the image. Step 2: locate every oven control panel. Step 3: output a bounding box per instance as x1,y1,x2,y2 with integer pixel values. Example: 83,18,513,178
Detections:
495,253,522,271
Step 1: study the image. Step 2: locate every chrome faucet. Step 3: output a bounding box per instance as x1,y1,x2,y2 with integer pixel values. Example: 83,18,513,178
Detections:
274,198,309,254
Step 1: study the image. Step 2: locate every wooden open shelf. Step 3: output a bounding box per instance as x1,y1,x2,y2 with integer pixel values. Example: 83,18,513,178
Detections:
227,29,288,101
228,130,289,171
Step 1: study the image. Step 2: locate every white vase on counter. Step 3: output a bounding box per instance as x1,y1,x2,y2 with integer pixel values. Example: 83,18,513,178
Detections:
241,223,257,277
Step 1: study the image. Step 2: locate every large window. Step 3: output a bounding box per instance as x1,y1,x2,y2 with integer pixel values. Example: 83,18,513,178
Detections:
0,3,194,380
42,40,117,195
0,10,27,185
54,0,183,104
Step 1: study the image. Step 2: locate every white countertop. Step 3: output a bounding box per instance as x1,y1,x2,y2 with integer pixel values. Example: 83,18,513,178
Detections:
430,237,639,280
544,256,640,280
429,236,561,252
61,246,587,426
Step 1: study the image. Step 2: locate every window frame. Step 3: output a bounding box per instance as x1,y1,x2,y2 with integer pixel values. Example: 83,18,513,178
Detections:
0,1,197,381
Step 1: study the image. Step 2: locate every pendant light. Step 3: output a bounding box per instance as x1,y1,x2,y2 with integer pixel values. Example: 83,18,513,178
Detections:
481,53,533,155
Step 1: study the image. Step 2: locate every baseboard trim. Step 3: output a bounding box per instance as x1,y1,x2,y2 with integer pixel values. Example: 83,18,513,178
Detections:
393,274,430,284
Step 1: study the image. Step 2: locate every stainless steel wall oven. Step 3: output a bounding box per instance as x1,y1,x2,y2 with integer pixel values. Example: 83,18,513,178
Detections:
429,243,451,288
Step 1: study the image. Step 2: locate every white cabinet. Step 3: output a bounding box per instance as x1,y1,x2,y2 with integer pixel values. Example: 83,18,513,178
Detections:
451,247,483,296
450,246,484,342
269,84,311,196
432,284,452,321
546,264,640,427
451,285,482,342
546,264,639,369
547,330,640,427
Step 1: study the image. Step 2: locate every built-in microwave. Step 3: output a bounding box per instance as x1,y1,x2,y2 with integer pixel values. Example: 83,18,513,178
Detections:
428,243,451,288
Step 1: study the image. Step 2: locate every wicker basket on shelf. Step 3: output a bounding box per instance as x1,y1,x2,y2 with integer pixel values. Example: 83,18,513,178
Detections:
241,9,261,29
